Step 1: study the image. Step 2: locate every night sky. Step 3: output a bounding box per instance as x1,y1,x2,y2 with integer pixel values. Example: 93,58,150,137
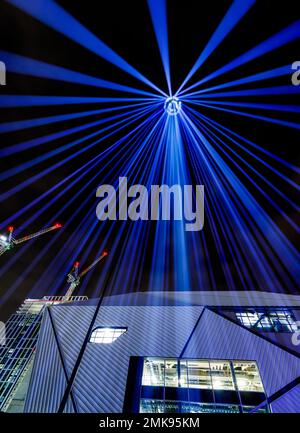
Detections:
0,0,299,321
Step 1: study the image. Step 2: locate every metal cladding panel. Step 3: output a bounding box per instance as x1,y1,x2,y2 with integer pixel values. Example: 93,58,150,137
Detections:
24,310,74,413
271,384,300,413
50,305,97,378
44,305,203,413
183,309,300,397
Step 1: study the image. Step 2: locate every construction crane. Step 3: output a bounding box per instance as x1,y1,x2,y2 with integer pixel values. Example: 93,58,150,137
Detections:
0,223,62,257
63,251,108,301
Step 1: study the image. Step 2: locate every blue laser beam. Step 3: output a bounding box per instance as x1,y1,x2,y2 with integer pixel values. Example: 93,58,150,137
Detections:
0,102,152,134
182,65,292,97
0,95,158,108
177,0,255,94
0,50,161,98
179,19,300,95
147,0,171,95
0,101,158,157
184,85,300,99
184,105,300,189
186,100,300,130
0,104,161,199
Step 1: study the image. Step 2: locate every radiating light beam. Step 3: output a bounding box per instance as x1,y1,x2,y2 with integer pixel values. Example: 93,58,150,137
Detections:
0,102,152,134
179,19,300,95
0,104,161,198
184,85,300,99
185,100,300,129
147,0,171,95
0,102,158,157
7,0,167,96
186,107,299,229
185,98,300,114
176,0,255,94
0,94,158,108
182,65,292,97
184,105,300,183
0,50,160,98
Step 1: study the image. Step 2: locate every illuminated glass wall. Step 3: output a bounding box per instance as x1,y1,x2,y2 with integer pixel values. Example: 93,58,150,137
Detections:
139,357,268,413
236,309,298,333
0,300,45,411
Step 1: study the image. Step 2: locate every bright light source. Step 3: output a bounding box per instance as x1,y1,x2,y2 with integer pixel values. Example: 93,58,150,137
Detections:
164,97,182,116
0,235,7,242
213,380,223,389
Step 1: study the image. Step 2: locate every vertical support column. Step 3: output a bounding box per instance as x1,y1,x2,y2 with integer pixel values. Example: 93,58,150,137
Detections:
229,361,243,413
123,356,144,413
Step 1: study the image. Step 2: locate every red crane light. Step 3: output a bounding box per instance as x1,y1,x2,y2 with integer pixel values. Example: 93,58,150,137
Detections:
54,223,62,228
74,261,80,267
102,251,108,257
8,226,14,232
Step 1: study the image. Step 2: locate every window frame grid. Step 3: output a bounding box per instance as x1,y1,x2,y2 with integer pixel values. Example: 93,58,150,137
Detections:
236,309,297,333
140,357,268,414
89,326,127,344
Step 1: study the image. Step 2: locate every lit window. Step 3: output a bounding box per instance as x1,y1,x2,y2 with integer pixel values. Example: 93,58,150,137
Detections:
142,358,165,386
139,400,241,414
89,327,127,344
267,311,298,332
184,360,212,389
142,358,178,387
236,309,297,333
236,312,260,328
165,359,178,387
233,361,264,392
210,360,234,390
139,357,267,413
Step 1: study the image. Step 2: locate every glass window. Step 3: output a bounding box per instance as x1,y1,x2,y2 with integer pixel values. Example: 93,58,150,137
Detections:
89,327,126,344
243,406,269,413
139,357,267,413
164,401,181,413
233,361,264,392
210,361,234,390
236,312,260,328
140,400,240,414
142,358,178,387
179,360,188,388
165,359,178,387
140,399,164,413
187,360,212,389
142,358,165,386
268,311,298,332
140,400,186,413
236,309,297,333
184,402,240,413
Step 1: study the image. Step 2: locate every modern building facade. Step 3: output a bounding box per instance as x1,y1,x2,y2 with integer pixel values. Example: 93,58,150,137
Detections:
23,291,300,413
0,295,87,412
